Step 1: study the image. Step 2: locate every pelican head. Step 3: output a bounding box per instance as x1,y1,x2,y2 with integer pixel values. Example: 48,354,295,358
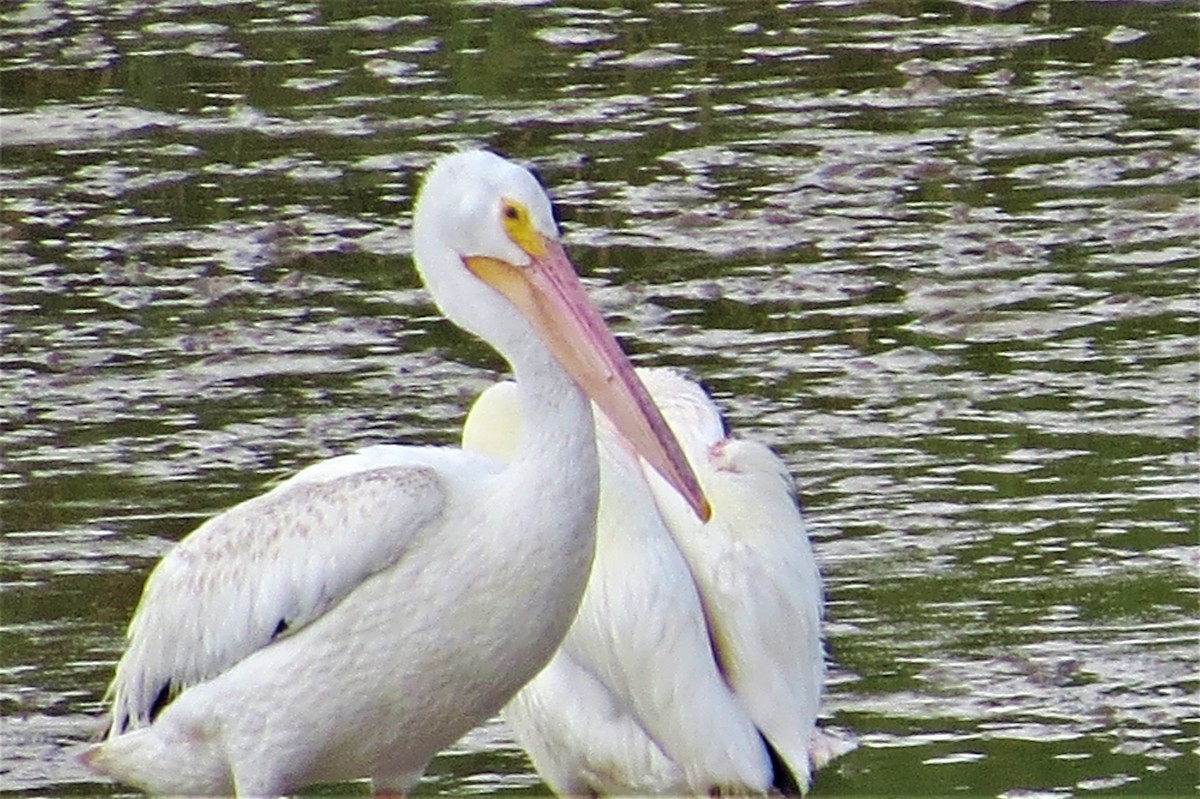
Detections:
413,151,554,331
412,149,710,521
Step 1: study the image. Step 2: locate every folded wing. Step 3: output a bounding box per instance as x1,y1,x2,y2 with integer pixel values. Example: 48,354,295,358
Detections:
107,462,446,736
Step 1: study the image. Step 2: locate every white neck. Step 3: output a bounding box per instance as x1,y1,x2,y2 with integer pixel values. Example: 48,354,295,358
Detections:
496,326,598,525
412,202,599,549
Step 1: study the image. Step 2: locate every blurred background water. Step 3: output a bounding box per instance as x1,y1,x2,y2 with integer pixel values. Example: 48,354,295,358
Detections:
1,0,1197,796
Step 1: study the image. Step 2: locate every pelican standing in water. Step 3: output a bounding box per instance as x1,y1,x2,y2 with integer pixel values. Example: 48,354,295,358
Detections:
463,368,848,796
81,150,709,797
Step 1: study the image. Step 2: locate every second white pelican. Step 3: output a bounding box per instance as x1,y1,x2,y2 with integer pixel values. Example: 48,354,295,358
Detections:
463,367,845,796
80,150,708,797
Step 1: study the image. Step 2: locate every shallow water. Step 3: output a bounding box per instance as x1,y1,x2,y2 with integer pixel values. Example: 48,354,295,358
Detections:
2,0,1197,796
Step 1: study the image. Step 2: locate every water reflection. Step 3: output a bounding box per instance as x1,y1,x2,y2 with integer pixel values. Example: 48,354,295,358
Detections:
2,0,1197,796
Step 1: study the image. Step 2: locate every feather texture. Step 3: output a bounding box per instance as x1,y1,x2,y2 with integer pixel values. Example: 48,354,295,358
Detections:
107,464,446,735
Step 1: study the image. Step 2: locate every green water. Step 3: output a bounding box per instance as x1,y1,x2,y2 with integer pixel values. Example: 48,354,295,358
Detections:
2,0,1197,796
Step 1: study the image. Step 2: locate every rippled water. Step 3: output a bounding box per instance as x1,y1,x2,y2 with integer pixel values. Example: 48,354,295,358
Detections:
2,0,1197,796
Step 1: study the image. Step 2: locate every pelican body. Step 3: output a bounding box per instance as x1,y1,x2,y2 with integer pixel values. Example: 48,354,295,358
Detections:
463,367,844,796
81,150,707,797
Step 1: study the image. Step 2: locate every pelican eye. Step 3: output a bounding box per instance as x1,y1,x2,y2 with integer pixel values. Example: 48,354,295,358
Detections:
500,200,545,258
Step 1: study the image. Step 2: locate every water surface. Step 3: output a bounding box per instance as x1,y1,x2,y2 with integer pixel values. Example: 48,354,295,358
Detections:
2,0,1197,796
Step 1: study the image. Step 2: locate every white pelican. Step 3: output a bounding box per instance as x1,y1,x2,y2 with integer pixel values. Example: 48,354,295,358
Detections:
80,150,709,797
463,367,846,796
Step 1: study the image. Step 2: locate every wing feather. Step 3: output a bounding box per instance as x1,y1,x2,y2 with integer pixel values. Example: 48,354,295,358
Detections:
503,649,686,796
635,368,828,790
558,533,772,793
107,464,445,736
652,438,826,791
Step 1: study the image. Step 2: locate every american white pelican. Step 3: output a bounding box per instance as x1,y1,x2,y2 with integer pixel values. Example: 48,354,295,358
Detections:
463,367,845,796
80,150,709,797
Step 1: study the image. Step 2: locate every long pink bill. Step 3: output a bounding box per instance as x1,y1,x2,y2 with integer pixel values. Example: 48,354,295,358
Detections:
466,239,710,522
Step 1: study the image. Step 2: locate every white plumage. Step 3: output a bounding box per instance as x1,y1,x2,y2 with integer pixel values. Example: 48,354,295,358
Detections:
81,150,708,797
463,367,848,796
